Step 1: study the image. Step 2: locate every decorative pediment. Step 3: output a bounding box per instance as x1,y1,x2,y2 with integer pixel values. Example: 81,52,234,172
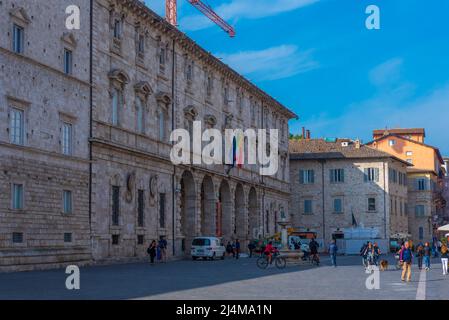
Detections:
204,114,217,127
156,92,172,105
9,7,31,25
108,69,130,85
61,32,77,48
134,81,153,97
183,105,198,119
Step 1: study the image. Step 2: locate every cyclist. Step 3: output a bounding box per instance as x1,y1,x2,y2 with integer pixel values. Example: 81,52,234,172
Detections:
309,237,319,264
264,241,276,264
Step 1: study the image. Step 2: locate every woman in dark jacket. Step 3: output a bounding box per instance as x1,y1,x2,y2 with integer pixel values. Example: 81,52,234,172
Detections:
148,240,157,265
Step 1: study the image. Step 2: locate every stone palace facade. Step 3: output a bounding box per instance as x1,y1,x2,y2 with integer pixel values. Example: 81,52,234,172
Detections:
0,0,296,271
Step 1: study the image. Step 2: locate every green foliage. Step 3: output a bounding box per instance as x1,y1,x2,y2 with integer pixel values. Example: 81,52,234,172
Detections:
289,133,303,141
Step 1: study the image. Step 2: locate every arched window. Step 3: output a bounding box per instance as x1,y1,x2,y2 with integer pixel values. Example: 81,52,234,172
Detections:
136,97,144,134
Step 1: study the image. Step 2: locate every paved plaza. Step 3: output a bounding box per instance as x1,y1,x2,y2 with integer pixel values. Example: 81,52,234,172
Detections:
0,254,447,300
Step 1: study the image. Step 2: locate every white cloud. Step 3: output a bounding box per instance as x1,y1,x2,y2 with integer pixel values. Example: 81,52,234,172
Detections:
217,45,318,81
369,58,403,87
180,0,319,31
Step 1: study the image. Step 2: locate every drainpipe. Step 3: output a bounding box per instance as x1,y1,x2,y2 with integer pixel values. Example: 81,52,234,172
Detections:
171,39,176,256
261,100,265,237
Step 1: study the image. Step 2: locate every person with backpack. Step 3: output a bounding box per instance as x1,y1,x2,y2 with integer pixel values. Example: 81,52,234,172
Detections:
147,240,157,265
400,241,413,282
440,243,448,275
423,242,431,270
416,242,424,270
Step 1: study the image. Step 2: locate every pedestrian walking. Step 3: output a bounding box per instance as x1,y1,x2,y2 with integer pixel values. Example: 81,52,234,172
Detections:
423,242,431,270
329,240,338,267
440,243,448,275
235,239,241,259
248,241,256,258
373,242,381,266
226,241,233,258
147,240,157,265
400,241,412,282
158,236,168,263
360,241,369,268
416,242,424,270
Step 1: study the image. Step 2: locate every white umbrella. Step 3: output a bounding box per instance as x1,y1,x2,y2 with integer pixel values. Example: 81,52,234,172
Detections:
437,224,449,232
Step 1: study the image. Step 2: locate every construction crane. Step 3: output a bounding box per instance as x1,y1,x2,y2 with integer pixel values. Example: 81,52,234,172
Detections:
165,0,235,37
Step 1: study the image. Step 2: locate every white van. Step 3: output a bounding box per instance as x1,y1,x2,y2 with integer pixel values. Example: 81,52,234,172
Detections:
191,237,226,260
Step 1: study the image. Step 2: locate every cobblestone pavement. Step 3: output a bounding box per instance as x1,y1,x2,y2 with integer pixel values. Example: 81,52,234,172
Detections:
0,255,447,300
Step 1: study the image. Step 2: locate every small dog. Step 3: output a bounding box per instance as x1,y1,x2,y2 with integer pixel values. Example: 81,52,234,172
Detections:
379,260,389,271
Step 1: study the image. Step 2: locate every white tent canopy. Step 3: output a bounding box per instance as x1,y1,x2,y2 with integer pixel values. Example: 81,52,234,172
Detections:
437,224,449,232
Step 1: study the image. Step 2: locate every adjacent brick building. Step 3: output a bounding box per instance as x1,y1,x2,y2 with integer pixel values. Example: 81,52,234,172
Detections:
289,139,410,244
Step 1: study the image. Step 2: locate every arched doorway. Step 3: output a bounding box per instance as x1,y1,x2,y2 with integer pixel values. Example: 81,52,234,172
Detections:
234,184,246,241
200,175,215,236
180,171,195,253
248,188,258,240
219,180,232,241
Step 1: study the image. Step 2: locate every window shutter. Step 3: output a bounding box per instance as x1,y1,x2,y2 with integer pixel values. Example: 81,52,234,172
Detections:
329,170,333,183
310,170,315,183
299,170,304,184
364,169,368,182
414,179,419,191
341,169,345,182
375,168,379,182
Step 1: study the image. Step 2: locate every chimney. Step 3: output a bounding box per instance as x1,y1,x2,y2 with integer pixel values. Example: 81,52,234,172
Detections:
302,127,306,139
306,130,311,140
355,139,361,149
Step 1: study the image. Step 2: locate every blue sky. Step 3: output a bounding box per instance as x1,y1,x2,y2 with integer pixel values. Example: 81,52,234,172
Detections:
145,0,449,155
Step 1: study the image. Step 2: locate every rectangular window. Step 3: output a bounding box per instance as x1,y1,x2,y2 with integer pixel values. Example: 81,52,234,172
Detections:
112,186,120,226
419,227,424,240
112,234,119,245
333,198,343,213
303,199,313,215
388,139,396,146
13,24,24,54
300,170,315,184
62,122,73,155
12,232,23,243
368,198,376,211
10,108,24,145
63,190,72,214
138,34,145,54
406,151,413,156
159,193,166,228
113,20,121,38
364,168,379,182
64,233,72,243
159,48,166,65
12,184,24,210
137,189,144,227
64,49,73,75
137,235,144,245
330,169,344,183
415,205,425,217
416,178,427,191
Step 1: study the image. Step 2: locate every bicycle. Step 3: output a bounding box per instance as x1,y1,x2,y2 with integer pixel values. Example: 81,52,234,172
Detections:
256,251,286,269
310,253,320,266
